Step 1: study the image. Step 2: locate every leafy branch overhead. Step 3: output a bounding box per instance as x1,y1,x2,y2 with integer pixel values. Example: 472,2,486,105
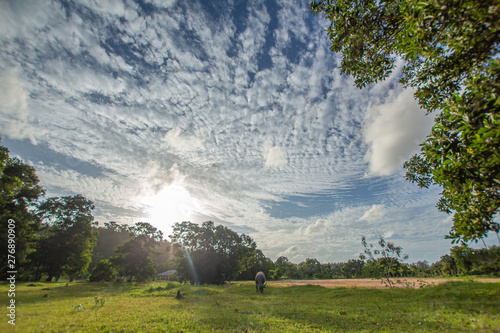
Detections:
311,0,500,242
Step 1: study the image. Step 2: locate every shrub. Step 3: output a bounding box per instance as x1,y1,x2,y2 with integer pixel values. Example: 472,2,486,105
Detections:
89,259,118,282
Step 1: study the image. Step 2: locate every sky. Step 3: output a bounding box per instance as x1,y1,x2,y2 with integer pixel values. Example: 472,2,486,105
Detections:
1,0,490,264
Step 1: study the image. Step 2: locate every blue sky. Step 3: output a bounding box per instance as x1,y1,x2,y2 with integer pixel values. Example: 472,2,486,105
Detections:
1,0,487,263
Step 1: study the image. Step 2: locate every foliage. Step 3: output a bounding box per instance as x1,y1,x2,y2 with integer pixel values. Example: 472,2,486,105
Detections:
236,249,274,281
297,258,323,279
439,253,459,276
149,240,179,274
129,221,164,243
0,145,44,279
170,221,257,285
110,222,161,282
341,259,365,278
89,259,118,282
3,280,499,332
32,195,97,281
310,0,499,107
408,260,432,277
441,244,500,276
360,236,409,287
88,224,132,272
270,256,297,280
310,0,500,242
405,69,500,242
93,295,106,307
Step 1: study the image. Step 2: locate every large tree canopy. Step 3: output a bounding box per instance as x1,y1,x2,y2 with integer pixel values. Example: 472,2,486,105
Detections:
34,195,97,281
311,0,500,242
0,145,44,279
170,221,257,285
110,222,162,282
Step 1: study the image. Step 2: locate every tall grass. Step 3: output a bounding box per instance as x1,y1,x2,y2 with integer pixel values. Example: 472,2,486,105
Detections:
0,280,498,332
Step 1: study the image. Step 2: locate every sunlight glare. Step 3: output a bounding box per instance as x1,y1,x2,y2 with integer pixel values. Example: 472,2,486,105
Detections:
142,185,201,234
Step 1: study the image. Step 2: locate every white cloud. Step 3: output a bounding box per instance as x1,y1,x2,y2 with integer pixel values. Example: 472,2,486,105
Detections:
35,164,143,211
383,230,395,238
0,67,39,143
304,218,328,235
363,88,434,176
280,245,301,257
143,0,178,9
263,143,287,169
163,128,205,151
359,204,386,221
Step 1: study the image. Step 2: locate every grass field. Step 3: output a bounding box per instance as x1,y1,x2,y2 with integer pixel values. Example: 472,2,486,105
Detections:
1,279,499,332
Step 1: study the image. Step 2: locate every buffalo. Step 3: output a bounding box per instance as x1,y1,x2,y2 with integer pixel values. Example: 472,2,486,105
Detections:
255,271,266,293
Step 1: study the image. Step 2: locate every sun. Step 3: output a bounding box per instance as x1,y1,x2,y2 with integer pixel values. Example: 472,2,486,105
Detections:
141,185,201,234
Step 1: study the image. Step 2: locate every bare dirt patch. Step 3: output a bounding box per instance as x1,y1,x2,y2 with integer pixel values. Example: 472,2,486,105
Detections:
266,278,500,289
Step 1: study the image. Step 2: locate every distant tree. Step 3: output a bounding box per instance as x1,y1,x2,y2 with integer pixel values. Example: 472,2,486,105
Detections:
310,0,500,243
439,254,458,276
409,260,431,277
103,221,130,233
435,244,500,276
324,262,343,278
150,240,179,274
110,222,161,282
0,145,44,279
449,244,476,274
89,259,118,282
360,236,409,287
319,263,334,279
270,256,293,280
129,221,164,242
35,195,97,281
111,239,157,282
341,259,365,279
469,246,500,275
89,224,132,272
170,221,257,285
237,249,274,281
297,258,323,279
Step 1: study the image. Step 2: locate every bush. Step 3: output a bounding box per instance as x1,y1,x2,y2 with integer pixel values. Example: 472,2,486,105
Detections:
89,259,118,282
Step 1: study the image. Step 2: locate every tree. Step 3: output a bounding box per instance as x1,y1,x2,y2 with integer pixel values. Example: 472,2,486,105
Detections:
0,145,44,279
110,222,162,282
409,260,431,277
341,259,365,279
237,249,274,281
150,240,179,275
360,236,409,287
35,195,97,281
405,74,500,242
129,221,164,242
89,259,118,282
310,0,500,242
270,256,295,280
297,258,323,279
439,254,458,276
170,221,257,285
89,223,132,272
111,239,157,282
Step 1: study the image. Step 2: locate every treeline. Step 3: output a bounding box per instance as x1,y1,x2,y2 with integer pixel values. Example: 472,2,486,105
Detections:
89,222,500,284
1,144,499,284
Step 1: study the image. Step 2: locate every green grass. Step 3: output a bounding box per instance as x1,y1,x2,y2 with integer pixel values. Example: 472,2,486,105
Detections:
1,280,499,332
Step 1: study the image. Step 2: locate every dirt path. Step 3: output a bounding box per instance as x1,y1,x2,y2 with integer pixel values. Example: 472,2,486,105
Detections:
266,278,500,289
